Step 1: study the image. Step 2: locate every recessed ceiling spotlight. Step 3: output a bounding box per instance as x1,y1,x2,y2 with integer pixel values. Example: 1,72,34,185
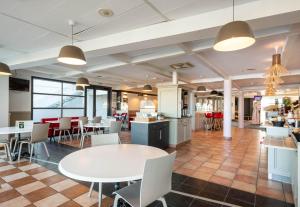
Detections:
98,8,114,17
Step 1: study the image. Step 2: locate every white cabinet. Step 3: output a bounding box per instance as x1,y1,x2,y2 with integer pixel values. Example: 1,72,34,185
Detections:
158,86,182,118
169,117,192,147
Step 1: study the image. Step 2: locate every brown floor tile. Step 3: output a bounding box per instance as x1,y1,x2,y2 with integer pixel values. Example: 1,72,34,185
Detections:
40,174,66,186
0,168,21,177
9,176,37,188
215,170,235,179
256,186,285,201
209,175,232,186
231,180,256,193
58,200,82,207
219,165,238,173
202,162,220,169
234,174,257,185
0,162,9,167
13,161,31,167
24,186,57,203
25,166,48,175
175,167,195,176
60,184,89,199
0,189,21,203
257,179,283,191
191,171,213,181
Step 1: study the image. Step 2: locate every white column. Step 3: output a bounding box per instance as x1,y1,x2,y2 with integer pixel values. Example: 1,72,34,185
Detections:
0,77,9,138
238,91,244,128
223,79,232,139
189,91,195,130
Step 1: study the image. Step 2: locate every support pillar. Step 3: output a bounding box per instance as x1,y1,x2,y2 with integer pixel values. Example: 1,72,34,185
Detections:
238,91,244,128
223,79,232,139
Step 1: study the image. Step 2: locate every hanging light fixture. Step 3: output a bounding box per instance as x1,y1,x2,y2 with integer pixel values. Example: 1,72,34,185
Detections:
0,62,12,76
143,84,152,92
266,53,288,77
58,21,86,65
213,0,255,51
264,75,283,85
143,75,152,92
76,77,90,87
196,86,206,92
210,90,218,96
76,85,84,91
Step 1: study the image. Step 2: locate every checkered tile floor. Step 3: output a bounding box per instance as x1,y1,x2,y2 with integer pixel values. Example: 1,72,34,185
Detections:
0,159,113,207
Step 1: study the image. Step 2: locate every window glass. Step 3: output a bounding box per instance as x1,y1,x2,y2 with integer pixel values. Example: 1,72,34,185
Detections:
33,94,61,108
96,90,108,119
63,82,83,96
62,96,84,108
33,109,61,122
63,109,84,117
33,79,61,94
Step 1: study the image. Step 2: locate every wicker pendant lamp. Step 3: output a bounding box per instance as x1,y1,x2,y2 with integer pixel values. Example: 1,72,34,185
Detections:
0,62,12,76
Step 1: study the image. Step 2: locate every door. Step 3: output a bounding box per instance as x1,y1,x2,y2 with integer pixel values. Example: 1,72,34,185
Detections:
85,86,112,119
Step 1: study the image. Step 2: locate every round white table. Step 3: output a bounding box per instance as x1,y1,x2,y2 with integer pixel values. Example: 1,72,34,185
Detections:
58,144,167,206
0,127,33,161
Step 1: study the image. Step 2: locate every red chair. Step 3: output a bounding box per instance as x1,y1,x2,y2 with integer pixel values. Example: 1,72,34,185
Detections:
204,113,213,130
213,112,223,130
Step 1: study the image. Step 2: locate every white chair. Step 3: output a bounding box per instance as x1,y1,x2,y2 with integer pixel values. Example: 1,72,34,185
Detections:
88,133,120,197
0,140,12,161
11,120,34,153
93,116,101,123
109,120,122,134
72,117,88,138
113,152,176,207
53,117,72,142
18,123,50,162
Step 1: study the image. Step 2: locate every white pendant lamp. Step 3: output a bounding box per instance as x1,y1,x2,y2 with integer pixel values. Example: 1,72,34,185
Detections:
214,0,255,51
0,62,12,76
58,21,86,65
76,77,90,87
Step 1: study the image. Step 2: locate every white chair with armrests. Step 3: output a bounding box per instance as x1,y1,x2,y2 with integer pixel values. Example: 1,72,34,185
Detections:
113,152,176,207
18,123,50,162
53,117,72,142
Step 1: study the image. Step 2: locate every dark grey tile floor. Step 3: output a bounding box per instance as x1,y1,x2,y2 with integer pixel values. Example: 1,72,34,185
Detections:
26,141,294,207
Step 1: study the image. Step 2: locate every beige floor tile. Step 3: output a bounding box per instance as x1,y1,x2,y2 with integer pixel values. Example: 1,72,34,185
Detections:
2,172,29,182
0,196,30,207
18,164,41,172
0,165,15,172
231,180,256,193
73,192,102,207
34,193,69,207
215,170,235,180
16,181,46,195
32,170,57,180
50,179,77,192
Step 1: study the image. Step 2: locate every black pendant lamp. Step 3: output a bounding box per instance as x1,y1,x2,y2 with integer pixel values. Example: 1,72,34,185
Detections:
210,90,218,96
213,0,255,51
0,62,12,76
76,85,84,91
196,86,206,92
143,75,152,92
58,21,86,65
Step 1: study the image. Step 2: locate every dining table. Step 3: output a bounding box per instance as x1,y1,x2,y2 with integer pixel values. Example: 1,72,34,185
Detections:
84,123,110,134
58,144,167,206
0,126,33,161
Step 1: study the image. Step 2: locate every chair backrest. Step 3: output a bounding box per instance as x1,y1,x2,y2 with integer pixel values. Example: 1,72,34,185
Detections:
93,116,101,123
109,120,122,133
91,133,120,146
140,152,176,207
79,116,89,125
59,117,71,130
31,123,50,143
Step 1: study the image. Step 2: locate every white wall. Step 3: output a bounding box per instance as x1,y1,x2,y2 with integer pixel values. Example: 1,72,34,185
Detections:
0,76,9,129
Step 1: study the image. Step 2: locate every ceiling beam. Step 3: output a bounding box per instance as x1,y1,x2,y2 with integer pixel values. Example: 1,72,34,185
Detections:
8,0,300,69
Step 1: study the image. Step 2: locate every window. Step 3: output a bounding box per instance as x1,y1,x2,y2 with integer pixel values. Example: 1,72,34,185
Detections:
32,77,85,122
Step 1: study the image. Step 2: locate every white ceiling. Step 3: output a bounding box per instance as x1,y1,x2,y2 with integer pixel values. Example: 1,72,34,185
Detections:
1,0,300,94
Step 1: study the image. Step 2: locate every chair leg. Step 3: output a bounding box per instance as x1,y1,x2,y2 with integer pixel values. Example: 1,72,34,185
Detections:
88,182,94,197
5,144,12,162
58,130,62,143
113,194,121,207
42,142,50,157
18,142,24,161
80,135,85,149
158,197,167,207
12,139,18,154
29,144,34,162
67,130,72,141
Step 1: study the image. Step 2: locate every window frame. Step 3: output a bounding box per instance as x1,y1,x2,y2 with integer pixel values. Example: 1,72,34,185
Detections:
31,76,85,121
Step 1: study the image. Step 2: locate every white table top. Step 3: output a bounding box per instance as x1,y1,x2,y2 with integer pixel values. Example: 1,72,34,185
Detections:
0,126,32,135
84,123,110,128
58,144,167,183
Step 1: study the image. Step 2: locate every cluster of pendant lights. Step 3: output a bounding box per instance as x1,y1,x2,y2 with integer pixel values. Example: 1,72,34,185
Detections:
196,86,223,97
264,53,287,96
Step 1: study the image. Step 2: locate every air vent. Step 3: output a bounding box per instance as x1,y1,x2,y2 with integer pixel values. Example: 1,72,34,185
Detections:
246,68,256,71
170,62,194,70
